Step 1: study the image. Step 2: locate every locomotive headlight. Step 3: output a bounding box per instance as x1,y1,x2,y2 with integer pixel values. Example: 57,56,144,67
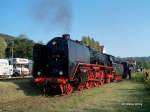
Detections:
37,71,41,75
52,41,56,45
59,71,63,75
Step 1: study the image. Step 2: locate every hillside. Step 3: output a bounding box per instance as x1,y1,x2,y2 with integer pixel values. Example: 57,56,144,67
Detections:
135,56,150,62
123,56,150,62
0,33,16,42
0,33,34,59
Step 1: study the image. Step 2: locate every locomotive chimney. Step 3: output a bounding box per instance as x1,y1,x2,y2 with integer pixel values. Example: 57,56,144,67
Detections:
62,34,70,40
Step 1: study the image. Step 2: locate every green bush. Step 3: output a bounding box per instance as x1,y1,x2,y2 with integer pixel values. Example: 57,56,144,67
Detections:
132,72,145,82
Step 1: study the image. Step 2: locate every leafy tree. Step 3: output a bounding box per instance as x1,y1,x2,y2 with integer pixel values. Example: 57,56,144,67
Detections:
0,33,15,58
0,37,7,58
93,41,101,51
5,39,14,58
136,59,150,69
13,34,34,59
81,36,102,52
0,33,35,59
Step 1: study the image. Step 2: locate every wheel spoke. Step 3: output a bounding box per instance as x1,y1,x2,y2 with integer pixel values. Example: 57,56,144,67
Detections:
65,83,73,95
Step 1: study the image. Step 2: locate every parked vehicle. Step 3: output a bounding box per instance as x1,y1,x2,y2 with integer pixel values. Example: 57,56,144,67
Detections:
28,60,33,75
0,59,13,77
9,58,30,76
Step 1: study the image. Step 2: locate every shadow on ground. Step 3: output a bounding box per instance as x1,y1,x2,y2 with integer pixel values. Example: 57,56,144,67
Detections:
1,79,42,96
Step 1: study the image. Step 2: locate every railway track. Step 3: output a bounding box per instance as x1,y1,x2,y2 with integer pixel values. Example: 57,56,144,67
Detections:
0,76,32,81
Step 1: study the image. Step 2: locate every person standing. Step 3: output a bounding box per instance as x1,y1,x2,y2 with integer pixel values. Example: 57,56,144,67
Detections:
128,68,131,79
145,72,149,79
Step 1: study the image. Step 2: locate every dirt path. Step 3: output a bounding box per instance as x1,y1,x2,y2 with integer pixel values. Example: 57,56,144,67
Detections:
0,75,150,112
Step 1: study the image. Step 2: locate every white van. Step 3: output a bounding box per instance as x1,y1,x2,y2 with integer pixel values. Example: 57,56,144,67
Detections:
0,59,13,77
9,58,30,76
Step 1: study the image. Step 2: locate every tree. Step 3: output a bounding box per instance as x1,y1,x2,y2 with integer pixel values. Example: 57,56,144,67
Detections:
81,36,102,52
5,40,13,58
0,37,7,58
13,34,34,59
0,33,15,58
0,33,35,59
136,59,150,69
95,41,101,51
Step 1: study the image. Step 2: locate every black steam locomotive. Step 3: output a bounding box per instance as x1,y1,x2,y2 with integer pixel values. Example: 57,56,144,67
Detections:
33,34,124,94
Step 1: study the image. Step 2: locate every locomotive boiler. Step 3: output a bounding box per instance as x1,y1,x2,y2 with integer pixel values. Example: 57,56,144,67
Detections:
33,34,123,94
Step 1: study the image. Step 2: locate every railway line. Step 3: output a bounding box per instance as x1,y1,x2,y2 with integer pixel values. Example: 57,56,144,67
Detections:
0,76,32,81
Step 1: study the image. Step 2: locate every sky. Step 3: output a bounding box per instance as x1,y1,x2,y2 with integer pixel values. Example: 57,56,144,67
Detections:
0,0,150,57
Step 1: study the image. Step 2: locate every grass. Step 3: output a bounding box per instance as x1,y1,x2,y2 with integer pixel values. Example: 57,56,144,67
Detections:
132,70,150,89
0,73,150,112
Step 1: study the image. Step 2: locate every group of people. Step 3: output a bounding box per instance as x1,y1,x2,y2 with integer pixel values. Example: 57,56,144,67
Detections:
123,67,132,79
127,69,149,80
129,68,150,80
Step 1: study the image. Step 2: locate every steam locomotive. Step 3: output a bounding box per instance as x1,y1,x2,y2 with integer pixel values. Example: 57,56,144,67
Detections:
33,34,124,94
